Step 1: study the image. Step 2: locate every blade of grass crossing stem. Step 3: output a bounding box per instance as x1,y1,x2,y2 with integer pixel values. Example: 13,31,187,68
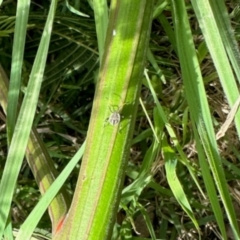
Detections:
0,1,57,237
7,0,30,143
162,137,200,234
16,141,86,240
191,0,240,137
171,0,240,238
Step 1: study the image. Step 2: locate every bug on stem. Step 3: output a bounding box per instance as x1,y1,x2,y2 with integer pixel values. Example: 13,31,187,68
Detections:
105,105,122,126
104,94,126,127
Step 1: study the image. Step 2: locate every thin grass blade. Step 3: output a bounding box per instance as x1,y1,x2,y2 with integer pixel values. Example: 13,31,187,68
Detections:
7,0,30,143
163,137,200,233
16,142,86,240
0,0,58,237
171,0,240,238
191,0,240,137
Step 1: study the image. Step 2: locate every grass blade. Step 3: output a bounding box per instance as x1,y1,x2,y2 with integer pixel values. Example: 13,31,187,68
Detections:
163,139,200,233
191,0,240,137
0,0,57,237
171,0,240,238
7,0,30,142
92,0,108,63
16,142,85,240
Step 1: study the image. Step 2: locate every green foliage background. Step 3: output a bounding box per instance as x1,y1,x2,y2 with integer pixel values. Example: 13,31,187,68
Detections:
0,0,240,239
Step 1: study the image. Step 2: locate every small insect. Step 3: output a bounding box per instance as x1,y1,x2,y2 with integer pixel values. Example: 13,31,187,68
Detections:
105,105,122,126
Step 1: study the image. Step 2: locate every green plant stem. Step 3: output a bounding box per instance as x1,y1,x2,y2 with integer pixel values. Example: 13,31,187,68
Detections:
53,0,154,239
